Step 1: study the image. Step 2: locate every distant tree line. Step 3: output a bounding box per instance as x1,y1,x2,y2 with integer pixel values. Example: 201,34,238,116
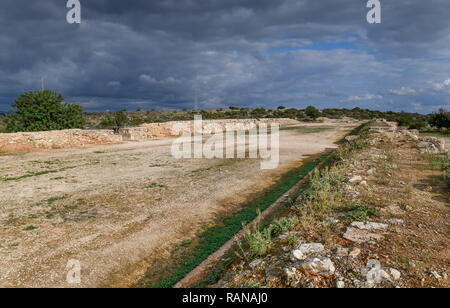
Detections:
0,90,448,133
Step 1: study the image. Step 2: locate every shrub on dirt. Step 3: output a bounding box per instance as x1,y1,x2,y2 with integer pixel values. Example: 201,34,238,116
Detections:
243,224,273,258
269,216,299,236
345,203,380,222
3,90,86,133
99,109,129,129
305,106,321,120
429,108,449,129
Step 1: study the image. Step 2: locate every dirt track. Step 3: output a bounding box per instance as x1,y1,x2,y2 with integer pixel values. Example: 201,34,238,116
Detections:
0,120,360,287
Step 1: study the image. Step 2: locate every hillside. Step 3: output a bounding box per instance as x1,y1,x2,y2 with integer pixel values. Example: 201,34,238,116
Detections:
210,121,449,288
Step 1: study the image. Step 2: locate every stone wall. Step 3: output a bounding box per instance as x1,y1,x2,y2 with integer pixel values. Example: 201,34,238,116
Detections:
0,118,299,153
119,118,299,141
0,129,123,153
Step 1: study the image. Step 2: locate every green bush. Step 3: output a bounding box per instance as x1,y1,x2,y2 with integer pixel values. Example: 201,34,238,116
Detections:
305,106,321,119
429,108,449,129
3,90,86,133
99,110,128,129
346,203,380,221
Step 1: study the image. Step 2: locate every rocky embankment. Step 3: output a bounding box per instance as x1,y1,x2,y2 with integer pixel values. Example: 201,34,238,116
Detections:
214,121,449,288
0,118,298,153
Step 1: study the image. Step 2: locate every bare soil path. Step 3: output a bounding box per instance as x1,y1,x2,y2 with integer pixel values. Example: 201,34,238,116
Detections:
0,120,360,287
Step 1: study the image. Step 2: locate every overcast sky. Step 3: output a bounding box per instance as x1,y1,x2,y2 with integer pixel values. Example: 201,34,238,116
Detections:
0,0,449,113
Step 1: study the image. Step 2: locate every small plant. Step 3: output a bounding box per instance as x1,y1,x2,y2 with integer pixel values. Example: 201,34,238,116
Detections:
345,203,380,221
23,225,38,231
146,183,167,189
268,216,299,237
242,211,274,257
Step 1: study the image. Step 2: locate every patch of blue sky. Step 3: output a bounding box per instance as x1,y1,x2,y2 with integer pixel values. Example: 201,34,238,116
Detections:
265,38,375,56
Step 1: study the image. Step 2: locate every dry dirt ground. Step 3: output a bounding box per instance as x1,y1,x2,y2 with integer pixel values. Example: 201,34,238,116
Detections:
0,120,360,288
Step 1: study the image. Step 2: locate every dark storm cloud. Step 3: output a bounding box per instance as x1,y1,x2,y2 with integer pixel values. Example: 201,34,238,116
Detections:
0,0,449,113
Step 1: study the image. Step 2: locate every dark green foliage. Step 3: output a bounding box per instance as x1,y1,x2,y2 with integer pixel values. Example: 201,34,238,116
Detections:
114,110,128,128
305,105,321,119
429,108,449,129
345,203,380,221
99,109,128,128
3,90,86,133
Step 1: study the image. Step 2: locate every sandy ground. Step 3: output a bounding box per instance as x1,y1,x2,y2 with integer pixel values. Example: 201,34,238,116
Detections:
0,120,360,287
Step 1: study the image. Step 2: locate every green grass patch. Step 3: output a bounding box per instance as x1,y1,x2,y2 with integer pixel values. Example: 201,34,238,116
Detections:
280,126,333,134
344,203,380,222
23,225,38,231
145,183,167,189
420,130,449,137
2,166,76,182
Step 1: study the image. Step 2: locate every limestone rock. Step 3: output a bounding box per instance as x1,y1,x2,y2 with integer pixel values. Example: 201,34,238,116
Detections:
351,221,388,231
349,247,361,258
300,257,335,275
348,175,363,184
343,227,384,244
291,243,325,261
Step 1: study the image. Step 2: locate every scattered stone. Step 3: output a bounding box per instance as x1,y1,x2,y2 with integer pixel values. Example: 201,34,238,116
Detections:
385,205,405,216
300,257,336,275
387,219,404,226
418,137,446,153
351,221,388,231
249,259,264,269
348,175,363,184
343,227,384,244
431,271,443,280
291,243,325,261
380,268,401,282
279,231,301,240
336,280,345,288
335,247,349,257
349,248,361,258
284,267,298,280
367,168,376,175
345,135,358,142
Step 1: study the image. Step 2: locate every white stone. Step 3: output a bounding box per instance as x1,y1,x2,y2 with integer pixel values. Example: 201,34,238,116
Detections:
335,247,349,257
349,248,361,258
343,227,384,244
300,257,335,275
290,243,325,261
387,219,404,225
348,175,363,184
249,259,264,269
351,221,388,231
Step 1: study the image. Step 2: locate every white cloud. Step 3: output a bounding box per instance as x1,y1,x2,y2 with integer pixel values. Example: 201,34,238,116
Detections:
388,87,417,96
346,94,383,102
432,79,450,93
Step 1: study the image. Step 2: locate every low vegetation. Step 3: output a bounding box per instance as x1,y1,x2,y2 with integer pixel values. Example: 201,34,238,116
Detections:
0,89,447,133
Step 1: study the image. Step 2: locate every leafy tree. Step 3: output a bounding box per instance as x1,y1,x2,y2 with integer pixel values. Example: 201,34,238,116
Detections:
4,90,86,133
114,109,128,128
277,105,286,110
429,109,449,129
305,106,321,119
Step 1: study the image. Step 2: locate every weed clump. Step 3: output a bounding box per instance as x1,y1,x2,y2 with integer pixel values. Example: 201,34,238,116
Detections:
345,203,380,222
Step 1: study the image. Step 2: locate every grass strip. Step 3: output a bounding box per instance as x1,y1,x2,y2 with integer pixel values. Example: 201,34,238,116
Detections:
2,166,76,182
